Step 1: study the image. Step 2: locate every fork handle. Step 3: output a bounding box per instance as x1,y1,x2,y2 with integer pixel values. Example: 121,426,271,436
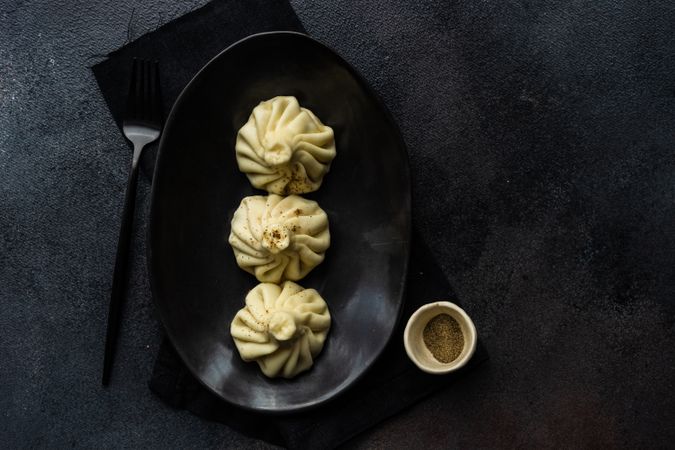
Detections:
102,147,142,386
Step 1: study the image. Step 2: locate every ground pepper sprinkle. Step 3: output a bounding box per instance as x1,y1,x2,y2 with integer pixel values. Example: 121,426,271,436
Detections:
423,313,464,363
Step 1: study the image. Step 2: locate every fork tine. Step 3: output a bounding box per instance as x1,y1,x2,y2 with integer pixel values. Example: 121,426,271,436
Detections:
140,59,147,122
143,59,151,123
125,58,139,120
150,61,161,125
148,61,155,123
135,58,144,120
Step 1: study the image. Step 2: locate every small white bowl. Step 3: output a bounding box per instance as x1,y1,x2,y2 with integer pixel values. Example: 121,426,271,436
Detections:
403,301,477,374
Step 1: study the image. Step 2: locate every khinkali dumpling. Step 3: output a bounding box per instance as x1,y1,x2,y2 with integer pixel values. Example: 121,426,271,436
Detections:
235,96,336,194
228,194,330,283
230,281,331,378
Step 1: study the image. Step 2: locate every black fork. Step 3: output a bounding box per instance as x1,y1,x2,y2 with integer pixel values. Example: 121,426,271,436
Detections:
102,58,162,386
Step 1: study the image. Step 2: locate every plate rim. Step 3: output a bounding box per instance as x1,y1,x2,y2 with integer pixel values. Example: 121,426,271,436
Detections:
147,30,412,414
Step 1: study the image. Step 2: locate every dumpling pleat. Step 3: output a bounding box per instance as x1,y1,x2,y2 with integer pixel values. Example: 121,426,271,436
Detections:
231,281,331,379
235,96,336,195
230,194,329,284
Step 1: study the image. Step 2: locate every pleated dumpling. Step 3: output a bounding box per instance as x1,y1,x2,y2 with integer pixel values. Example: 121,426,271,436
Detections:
228,194,330,283
235,96,336,194
230,281,331,378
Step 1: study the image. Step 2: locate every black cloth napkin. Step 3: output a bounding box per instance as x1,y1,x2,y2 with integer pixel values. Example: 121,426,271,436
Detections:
91,0,488,448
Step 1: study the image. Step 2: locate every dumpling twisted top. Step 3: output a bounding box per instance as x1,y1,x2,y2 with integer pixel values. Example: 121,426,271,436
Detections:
230,281,331,378
235,96,336,194
228,194,330,283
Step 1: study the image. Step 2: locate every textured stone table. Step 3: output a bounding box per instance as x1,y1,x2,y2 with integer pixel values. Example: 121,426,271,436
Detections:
2,0,674,447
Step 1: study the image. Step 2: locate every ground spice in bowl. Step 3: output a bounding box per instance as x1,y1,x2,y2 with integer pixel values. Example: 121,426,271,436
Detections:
422,313,464,363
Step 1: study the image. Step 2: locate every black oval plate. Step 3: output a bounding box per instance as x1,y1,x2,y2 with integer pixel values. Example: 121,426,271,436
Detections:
148,32,411,413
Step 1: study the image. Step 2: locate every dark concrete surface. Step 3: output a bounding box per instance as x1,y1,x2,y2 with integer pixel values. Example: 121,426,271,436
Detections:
2,0,674,448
